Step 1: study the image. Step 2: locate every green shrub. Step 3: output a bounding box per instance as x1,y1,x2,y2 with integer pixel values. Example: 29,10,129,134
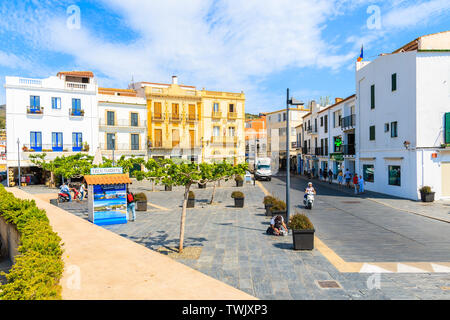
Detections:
231,191,244,199
263,196,276,206
419,186,432,193
270,199,286,212
235,175,243,182
134,192,147,201
288,213,314,230
0,185,64,300
188,191,195,199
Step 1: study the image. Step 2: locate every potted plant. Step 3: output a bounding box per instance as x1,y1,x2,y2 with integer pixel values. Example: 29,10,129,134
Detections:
263,196,276,216
235,175,244,187
198,180,207,189
82,142,90,152
134,192,147,211
288,213,315,250
187,191,195,208
419,186,435,202
270,199,287,221
231,191,244,208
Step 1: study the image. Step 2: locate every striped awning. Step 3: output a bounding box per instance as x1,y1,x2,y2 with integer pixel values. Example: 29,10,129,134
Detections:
84,174,132,185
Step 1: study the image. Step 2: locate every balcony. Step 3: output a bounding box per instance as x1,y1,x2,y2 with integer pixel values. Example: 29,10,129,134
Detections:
99,119,147,129
66,82,88,90
152,113,164,122
99,143,146,153
343,144,355,156
69,108,85,117
306,125,318,134
227,112,238,120
186,114,198,122
22,144,85,153
27,106,44,115
341,114,356,130
169,113,182,122
212,111,222,119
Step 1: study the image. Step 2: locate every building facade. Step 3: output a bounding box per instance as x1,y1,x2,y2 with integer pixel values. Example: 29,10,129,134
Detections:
245,114,268,167
4,71,98,186
97,88,147,161
356,31,450,200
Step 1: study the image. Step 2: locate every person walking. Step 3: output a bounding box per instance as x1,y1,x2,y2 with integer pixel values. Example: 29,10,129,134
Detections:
337,170,344,187
322,168,327,182
353,174,359,194
344,169,352,188
328,169,333,184
127,190,136,222
358,175,365,194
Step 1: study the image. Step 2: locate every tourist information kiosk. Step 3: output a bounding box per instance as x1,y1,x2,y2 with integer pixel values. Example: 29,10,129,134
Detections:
84,167,132,226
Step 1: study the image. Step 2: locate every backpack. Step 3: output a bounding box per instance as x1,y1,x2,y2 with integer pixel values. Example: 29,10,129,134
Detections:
127,193,134,203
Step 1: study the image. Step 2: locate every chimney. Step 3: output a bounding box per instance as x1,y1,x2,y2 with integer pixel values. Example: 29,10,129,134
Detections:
335,98,343,104
172,76,178,85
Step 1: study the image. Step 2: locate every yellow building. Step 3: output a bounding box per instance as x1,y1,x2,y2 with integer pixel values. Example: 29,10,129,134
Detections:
132,76,245,164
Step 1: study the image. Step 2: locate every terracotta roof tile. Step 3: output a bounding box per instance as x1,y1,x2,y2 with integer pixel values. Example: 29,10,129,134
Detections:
57,71,94,78
84,174,132,185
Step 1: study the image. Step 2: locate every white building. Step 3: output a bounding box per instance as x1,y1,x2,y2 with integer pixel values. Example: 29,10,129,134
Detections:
356,31,450,200
4,71,99,186
97,88,147,162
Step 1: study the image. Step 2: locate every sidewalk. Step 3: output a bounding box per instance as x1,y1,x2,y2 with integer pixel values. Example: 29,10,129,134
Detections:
292,174,450,223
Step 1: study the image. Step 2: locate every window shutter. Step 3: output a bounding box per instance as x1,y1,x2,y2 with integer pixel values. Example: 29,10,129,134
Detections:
392,73,397,91
371,85,375,109
445,113,450,144
370,126,375,140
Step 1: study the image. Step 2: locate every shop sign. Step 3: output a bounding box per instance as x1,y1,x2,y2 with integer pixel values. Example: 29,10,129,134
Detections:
90,167,123,175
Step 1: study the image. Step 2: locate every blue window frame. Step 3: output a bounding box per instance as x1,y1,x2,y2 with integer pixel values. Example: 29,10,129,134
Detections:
30,132,42,152
72,98,81,115
30,96,40,112
52,97,61,109
52,132,63,152
72,132,82,152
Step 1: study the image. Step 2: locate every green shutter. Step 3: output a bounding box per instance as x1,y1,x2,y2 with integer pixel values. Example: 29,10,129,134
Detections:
371,85,375,109
370,126,375,140
392,74,397,91
445,112,450,144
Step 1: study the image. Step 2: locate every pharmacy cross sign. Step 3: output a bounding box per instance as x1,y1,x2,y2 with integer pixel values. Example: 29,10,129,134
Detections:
335,138,343,147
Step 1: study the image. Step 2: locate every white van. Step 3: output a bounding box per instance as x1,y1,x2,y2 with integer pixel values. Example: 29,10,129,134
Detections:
254,158,272,181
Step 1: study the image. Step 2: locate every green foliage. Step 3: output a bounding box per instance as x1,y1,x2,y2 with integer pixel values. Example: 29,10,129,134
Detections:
231,191,244,199
188,191,195,199
419,186,432,193
0,185,64,300
270,199,286,212
288,213,314,230
263,196,276,205
134,192,147,202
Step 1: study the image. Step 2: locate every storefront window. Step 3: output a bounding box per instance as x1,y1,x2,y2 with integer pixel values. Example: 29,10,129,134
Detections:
363,164,374,182
388,165,401,186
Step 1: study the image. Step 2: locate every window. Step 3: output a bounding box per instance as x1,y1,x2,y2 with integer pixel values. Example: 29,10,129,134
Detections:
188,104,196,120
131,134,140,150
213,103,219,112
72,132,82,152
213,126,220,137
278,114,281,122
392,73,397,92
388,165,401,186
384,123,389,132
172,103,179,118
445,112,450,144
229,104,235,113
154,129,162,147
154,102,162,118
391,121,398,138
107,111,115,126
363,164,374,182
30,132,42,152
52,97,61,109
30,95,40,108
280,128,286,136
131,113,139,126
106,133,115,150
370,85,375,109
324,115,328,133
52,132,63,151
283,113,286,121
320,117,323,127
369,125,376,141
72,99,81,114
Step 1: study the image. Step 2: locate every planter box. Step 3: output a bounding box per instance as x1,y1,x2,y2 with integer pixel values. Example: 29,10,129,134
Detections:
136,200,147,211
49,199,59,206
236,180,243,187
234,198,244,208
271,210,287,222
420,192,435,203
265,204,273,216
187,198,195,208
292,229,315,250
198,183,206,189
165,185,172,191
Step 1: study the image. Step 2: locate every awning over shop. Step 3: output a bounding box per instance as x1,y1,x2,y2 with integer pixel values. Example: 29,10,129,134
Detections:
84,173,132,185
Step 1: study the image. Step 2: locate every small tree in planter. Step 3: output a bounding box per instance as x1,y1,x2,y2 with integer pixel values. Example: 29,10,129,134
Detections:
263,196,277,215
187,191,195,208
235,175,244,187
270,199,287,221
231,191,245,208
134,192,147,211
419,186,435,202
288,213,315,250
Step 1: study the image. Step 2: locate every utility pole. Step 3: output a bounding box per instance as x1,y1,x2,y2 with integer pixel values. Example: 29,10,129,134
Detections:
286,89,291,224
17,138,21,189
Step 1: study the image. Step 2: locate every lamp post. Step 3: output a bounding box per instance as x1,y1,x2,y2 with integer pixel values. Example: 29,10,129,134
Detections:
286,88,304,225
17,138,21,189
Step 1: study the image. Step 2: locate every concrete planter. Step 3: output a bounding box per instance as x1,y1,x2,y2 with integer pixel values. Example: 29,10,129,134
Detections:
234,198,244,208
420,192,435,203
165,185,172,191
265,204,273,216
49,199,59,206
187,198,195,208
292,229,315,250
235,180,243,187
136,200,147,211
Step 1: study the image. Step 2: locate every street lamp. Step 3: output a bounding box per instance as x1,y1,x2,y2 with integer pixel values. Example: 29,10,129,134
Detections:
17,138,21,189
286,88,304,225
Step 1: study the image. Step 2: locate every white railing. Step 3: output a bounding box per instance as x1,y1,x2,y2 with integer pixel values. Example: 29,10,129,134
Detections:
19,78,42,86
66,82,87,90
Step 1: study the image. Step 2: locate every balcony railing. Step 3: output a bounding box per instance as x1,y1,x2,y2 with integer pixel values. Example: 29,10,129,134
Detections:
22,144,84,153
212,111,222,119
69,108,85,117
343,144,355,155
186,114,198,122
27,106,44,114
227,112,238,120
66,82,87,90
99,119,147,128
341,114,356,129
169,113,182,122
99,143,145,152
306,125,318,134
152,113,164,121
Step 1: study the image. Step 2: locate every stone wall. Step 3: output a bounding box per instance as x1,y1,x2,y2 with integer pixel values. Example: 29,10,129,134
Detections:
0,216,20,264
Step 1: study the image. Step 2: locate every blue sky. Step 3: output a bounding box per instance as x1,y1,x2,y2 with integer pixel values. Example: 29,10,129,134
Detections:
0,0,449,113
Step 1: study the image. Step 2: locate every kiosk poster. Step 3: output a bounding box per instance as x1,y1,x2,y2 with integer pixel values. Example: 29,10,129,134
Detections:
92,183,127,225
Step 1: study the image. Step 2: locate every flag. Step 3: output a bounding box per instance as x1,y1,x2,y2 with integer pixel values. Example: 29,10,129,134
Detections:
357,45,363,62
